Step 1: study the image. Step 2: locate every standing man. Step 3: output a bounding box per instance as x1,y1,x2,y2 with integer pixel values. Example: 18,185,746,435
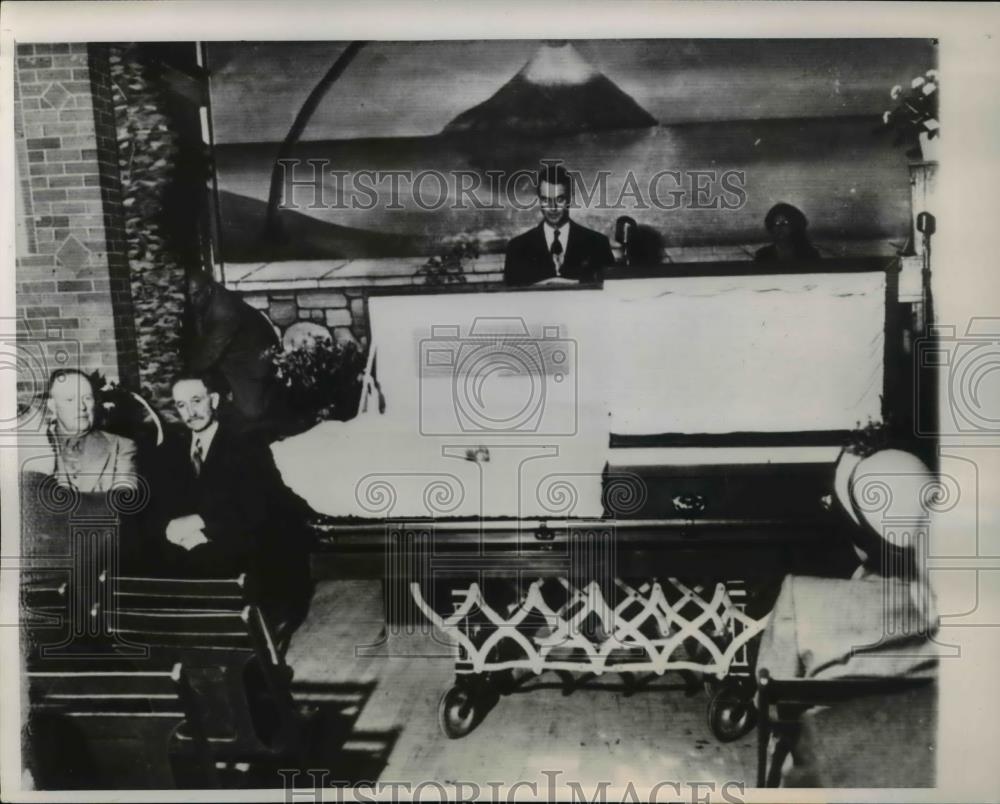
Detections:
186,270,286,436
149,374,313,630
503,164,615,287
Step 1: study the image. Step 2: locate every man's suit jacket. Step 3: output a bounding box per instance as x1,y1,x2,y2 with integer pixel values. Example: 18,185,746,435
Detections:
147,426,313,613
503,220,615,287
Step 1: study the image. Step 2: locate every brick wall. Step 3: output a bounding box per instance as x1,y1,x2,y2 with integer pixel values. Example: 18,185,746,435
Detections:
14,43,138,404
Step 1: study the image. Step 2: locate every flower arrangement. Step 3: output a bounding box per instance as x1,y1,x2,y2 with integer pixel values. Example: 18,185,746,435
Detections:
882,69,939,159
416,235,479,286
270,336,367,425
85,371,163,447
845,417,894,459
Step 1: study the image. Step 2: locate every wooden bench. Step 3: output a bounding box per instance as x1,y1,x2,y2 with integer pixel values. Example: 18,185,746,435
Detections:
21,571,69,628
112,573,298,654
113,574,250,613
21,570,83,657
24,571,312,779
25,660,216,789
101,576,311,767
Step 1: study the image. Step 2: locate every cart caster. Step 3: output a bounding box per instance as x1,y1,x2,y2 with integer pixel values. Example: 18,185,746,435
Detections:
438,685,486,739
707,681,756,742
490,668,518,696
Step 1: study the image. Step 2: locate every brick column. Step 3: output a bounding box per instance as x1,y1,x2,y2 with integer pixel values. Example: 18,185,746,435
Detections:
14,43,138,399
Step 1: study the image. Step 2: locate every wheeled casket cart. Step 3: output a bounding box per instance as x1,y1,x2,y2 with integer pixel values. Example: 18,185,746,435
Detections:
279,267,902,742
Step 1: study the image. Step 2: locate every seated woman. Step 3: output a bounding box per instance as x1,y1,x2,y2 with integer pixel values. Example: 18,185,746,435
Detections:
21,369,137,493
754,202,821,266
20,371,142,634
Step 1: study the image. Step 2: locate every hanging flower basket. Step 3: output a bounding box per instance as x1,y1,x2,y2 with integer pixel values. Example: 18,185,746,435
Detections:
881,69,939,161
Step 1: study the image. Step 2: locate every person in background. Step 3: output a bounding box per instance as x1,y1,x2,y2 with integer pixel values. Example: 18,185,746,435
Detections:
32,369,138,493
149,373,313,630
504,164,615,287
186,270,286,437
754,202,821,266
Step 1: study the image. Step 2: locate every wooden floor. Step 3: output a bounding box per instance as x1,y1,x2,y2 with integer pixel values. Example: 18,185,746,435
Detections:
282,580,756,792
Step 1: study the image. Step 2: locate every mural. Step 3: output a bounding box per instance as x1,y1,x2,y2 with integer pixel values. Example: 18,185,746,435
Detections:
206,39,936,264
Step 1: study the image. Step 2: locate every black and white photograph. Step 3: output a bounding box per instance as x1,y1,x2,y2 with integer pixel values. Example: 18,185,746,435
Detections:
1,2,999,801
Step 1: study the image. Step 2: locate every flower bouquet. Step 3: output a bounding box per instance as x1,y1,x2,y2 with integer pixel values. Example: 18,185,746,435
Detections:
882,69,939,161
86,371,163,447
270,336,367,425
416,235,478,286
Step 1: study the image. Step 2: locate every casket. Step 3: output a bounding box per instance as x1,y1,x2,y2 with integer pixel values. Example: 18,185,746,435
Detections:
273,262,897,739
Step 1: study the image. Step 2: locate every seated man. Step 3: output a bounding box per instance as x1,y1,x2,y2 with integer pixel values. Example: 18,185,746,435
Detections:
22,369,138,493
503,164,615,287
147,374,314,628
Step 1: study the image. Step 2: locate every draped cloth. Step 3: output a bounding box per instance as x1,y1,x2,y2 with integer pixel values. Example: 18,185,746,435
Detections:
272,273,886,518
757,575,939,681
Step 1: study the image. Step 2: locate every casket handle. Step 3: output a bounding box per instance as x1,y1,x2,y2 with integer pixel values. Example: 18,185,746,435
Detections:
534,525,556,542
672,493,707,514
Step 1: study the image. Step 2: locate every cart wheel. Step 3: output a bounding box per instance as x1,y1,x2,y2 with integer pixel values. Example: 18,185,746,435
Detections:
438,685,479,739
707,683,756,742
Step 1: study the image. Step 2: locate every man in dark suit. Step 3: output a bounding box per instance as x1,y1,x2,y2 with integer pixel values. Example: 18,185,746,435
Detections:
503,164,616,287
148,374,313,628
186,270,287,437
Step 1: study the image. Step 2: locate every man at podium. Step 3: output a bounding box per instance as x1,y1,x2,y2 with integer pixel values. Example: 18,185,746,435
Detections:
503,164,615,287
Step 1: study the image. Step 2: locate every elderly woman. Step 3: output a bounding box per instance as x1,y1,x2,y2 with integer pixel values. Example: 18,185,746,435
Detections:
27,369,138,493
754,202,821,265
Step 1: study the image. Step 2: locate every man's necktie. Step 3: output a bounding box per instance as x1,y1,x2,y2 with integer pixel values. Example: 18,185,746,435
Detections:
191,438,203,477
551,228,563,275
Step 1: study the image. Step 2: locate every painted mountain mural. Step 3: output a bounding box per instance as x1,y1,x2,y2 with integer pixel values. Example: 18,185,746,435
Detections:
444,42,657,135
207,40,931,265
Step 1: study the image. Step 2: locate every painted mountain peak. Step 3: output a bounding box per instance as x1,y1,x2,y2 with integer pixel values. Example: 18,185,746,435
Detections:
443,42,657,135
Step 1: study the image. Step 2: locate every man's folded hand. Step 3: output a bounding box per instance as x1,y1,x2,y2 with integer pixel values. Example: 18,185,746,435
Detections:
166,514,208,551
534,276,578,287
